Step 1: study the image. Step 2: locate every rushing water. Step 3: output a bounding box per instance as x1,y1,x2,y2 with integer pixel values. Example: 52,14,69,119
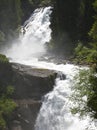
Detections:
3,7,97,130
4,7,52,61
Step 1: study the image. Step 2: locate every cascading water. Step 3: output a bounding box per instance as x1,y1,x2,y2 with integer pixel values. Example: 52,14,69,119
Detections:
4,6,52,62
3,6,97,130
35,64,97,130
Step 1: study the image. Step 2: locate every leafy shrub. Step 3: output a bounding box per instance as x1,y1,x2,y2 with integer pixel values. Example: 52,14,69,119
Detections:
0,54,9,63
74,42,97,69
0,97,16,129
72,0,97,119
74,42,90,64
87,49,97,63
71,69,97,118
0,85,16,129
40,0,51,6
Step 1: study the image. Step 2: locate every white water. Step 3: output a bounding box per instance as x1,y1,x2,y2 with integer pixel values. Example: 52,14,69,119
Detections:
3,7,97,130
4,7,52,61
35,64,97,130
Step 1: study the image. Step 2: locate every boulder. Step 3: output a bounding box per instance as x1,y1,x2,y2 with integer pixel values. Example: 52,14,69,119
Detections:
11,63,57,100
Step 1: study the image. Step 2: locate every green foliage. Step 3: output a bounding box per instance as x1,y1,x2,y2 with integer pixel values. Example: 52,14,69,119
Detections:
28,0,51,6
0,98,16,115
71,69,97,118
93,0,97,10
75,43,90,56
74,0,97,70
40,0,51,6
0,86,13,97
89,0,97,45
74,42,97,70
0,97,16,129
89,21,97,41
6,86,14,96
73,0,97,116
74,42,90,64
87,49,97,63
0,54,9,63
0,85,16,129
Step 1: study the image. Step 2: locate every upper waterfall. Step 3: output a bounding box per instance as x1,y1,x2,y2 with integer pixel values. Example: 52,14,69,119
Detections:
5,7,52,62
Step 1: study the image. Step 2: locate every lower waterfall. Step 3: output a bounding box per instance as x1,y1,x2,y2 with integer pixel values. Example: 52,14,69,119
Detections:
35,64,97,130
2,6,97,130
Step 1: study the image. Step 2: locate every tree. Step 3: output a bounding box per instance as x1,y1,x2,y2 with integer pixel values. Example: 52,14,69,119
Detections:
72,0,97,119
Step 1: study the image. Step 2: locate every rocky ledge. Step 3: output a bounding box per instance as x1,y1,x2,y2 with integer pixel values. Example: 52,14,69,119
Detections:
11,62,57,100
6,62,57,130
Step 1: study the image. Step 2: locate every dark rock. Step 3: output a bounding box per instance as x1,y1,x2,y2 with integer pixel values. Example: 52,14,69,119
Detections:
7,61,58,130
60,73,66,80
11,63,57,100
9,100,41,130
57,71,66,80
0,62,13,86
17,100,41,130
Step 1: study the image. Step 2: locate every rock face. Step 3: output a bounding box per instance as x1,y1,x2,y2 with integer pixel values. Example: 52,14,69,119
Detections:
8,62,57,130
0,61,13,86
9,100,41,130
11,63,57,100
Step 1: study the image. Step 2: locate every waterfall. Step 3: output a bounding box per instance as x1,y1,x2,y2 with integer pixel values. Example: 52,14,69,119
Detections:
3,6,97,130
5,6,52,62
34,64,97,130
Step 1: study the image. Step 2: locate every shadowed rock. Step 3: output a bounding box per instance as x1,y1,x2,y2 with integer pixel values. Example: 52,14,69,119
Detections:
9,100,41,130
11,63,57,100
7,63,58,130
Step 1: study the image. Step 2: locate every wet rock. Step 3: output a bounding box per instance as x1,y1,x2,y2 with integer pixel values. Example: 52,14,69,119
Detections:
57,71,66,80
